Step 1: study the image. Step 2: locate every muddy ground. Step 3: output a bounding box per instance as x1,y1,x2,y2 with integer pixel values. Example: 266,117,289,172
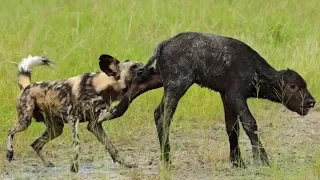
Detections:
1,110,320,180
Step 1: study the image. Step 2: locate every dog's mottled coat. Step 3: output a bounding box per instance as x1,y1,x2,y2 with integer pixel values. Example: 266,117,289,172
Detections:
6,54,144,172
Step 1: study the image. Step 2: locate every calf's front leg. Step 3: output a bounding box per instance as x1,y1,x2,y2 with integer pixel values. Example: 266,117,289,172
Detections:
221,93,246,168
227,93,269,166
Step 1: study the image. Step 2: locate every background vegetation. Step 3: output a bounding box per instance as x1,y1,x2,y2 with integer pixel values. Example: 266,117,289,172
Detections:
0,0,319,179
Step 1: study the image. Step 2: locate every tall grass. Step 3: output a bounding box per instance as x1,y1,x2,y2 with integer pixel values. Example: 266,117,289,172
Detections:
0,0,319,179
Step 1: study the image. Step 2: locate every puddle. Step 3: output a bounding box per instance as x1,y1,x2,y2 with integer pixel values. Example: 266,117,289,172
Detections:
2,111,320,179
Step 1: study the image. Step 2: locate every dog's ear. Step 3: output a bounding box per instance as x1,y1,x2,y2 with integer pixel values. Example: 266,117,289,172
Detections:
99,54,120,76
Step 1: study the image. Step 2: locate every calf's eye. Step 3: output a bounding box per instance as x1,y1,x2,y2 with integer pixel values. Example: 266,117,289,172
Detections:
288,83,299,92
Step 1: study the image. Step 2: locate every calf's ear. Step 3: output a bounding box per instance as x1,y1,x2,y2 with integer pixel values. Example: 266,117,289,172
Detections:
99,54,120,76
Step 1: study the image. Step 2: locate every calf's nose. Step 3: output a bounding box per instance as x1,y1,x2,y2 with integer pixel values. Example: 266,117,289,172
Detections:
306,99,316,108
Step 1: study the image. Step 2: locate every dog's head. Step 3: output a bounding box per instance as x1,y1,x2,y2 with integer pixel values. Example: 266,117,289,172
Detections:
99,54,144,88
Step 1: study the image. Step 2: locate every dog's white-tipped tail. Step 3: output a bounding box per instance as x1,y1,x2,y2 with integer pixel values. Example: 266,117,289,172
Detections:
17,55,54,89
18,55,54,73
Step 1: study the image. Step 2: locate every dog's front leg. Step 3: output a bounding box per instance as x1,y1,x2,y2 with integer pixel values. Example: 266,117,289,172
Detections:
86,121,137,168
67,114,80,173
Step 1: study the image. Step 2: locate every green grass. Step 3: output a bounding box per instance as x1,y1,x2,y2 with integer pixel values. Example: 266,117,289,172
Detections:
0,0,319,179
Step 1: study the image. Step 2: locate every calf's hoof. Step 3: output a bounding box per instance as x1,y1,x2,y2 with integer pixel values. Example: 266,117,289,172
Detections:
160,159,175,170
231,159,247,169
70,163,79,173
6,150,13,162
254,158,270,167
44,161,55,167
253,149,270,167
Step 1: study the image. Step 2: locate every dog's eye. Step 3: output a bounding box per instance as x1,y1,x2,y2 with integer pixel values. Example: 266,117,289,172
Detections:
288,83,299,92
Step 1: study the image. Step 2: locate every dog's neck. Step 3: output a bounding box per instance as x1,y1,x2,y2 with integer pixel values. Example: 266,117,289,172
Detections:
92,73,122,94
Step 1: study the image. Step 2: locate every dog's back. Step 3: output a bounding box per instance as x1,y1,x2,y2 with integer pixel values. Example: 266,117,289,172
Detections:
19,72,123,119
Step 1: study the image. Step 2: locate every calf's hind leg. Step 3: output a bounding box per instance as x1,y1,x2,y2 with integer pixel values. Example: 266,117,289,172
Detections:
87,121,136,168
154,80,193,167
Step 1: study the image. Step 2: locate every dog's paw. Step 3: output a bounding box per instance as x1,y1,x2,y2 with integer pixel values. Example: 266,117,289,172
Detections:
6,150,13,162
70,163,79,173
112,154,137,169
124,162,138,168
116,159,138,169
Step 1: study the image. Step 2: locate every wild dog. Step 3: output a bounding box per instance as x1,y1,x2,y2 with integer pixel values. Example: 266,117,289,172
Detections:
99,32,316,168
6,54,146,172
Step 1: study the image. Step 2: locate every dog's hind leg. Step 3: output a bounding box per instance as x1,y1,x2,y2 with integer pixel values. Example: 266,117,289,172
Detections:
6,97,35,162
30,115,64,167
6,120,32,162
87,121,136,168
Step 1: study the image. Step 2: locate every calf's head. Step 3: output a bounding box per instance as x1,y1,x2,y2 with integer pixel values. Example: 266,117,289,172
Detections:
99,54,144,88
273,69,316,116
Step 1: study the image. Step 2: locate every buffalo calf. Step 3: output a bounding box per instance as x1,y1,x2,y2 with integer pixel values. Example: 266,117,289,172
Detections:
101,32,316,168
